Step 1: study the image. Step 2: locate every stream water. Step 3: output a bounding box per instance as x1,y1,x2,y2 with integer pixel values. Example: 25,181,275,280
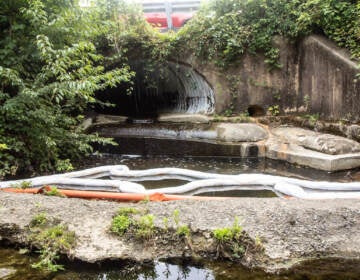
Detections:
2,155,360,279
2,246,360,280
78,154,359,197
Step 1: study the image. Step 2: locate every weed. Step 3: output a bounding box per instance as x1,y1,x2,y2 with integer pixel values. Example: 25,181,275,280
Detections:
172,209,180,227
135,214,155,239
29,221,75,272
232,243,245,258
213,217,243,242
176,225,190,237
304,113,319,125
32,249,64,272
30,213,48,227
303,94,310,108
43,186,63,197
11,181,32,189
117,207,139,216
268,105,280,116
231,217,243,239
212,217,245,259
213,227,234,242
111,215,132,236
162,217,169,232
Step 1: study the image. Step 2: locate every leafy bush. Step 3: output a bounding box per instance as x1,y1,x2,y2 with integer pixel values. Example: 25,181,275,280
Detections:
0,0,134,178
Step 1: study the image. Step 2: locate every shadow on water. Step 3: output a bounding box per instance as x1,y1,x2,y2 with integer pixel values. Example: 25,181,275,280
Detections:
2,246,360,280
78,153,360,182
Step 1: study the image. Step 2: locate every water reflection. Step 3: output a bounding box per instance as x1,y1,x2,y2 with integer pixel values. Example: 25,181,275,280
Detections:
2,246,360,280
78,154,360,183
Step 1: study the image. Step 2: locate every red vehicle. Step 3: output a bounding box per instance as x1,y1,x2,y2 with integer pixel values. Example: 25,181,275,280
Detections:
144,11,194,29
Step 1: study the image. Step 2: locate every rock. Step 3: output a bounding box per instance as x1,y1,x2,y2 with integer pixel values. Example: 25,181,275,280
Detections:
272,126,360,155
157,114,210,123
216,123,268,142
0,268,16,278
346,125,360,141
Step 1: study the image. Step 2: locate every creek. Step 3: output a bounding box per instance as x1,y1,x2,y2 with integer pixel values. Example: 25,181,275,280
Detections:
1,246,360,280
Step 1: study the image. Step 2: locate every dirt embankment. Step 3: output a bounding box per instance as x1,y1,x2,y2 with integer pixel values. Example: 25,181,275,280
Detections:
1,192,360,272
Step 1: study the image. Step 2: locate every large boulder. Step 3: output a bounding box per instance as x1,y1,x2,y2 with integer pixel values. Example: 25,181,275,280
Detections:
216,123,268,142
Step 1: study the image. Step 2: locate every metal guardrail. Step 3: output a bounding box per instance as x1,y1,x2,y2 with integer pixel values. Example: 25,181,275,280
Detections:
142,0,201,30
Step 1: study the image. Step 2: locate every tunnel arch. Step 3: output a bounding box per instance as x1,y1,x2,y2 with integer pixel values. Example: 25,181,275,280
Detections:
95,61,214,118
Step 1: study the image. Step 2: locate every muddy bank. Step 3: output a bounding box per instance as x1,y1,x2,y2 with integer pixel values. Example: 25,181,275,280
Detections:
1,192,360,272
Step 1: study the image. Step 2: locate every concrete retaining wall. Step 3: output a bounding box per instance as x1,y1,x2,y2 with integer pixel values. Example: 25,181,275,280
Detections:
187,35,359,122
298,35,360,122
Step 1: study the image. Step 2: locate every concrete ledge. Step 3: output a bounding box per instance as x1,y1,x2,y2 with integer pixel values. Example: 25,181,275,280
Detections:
1,192,360,272
266,141,360,172
91,118,360,171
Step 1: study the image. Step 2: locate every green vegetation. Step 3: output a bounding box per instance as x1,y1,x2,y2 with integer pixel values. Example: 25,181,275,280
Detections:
176,225,190,237
10,181,32,189
212,217,246,259
30,212,48,227
111,207,155,240
268,105,280,116
303,113,320,125
111,214,132,236
213,217,243,242
43,186,64,197
1,0,359,178
172,209,180,227
135,214,155,239
178,0,360,69
111,208,193,243
110,207,139,236
0,0,134,178
28,214,75,272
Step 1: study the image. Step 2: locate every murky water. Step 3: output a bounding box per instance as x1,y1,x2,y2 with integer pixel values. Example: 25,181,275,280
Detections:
79,154,360,182
2,247,360,280
75,154,360,198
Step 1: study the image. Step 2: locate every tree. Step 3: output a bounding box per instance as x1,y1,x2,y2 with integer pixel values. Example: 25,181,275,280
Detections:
0,0,134,177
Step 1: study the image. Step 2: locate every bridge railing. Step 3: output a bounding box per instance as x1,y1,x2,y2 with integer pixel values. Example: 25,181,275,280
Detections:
141,0,201,30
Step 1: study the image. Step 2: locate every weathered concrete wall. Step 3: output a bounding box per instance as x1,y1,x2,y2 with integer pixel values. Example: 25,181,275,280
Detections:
298,35,360,122
184,35,359,121
183,37,298,115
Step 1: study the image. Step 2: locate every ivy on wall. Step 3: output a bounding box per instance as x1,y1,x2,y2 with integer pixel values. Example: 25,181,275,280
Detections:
176,0,360,69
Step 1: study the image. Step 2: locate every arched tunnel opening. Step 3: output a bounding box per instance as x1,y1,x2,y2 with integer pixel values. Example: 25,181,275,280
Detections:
95,61,214,119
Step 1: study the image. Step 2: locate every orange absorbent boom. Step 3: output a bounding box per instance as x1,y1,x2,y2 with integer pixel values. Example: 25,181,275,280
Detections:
2,186,228,202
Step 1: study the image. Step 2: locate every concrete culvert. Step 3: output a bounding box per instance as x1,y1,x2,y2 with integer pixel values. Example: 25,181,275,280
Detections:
95,61,214,118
